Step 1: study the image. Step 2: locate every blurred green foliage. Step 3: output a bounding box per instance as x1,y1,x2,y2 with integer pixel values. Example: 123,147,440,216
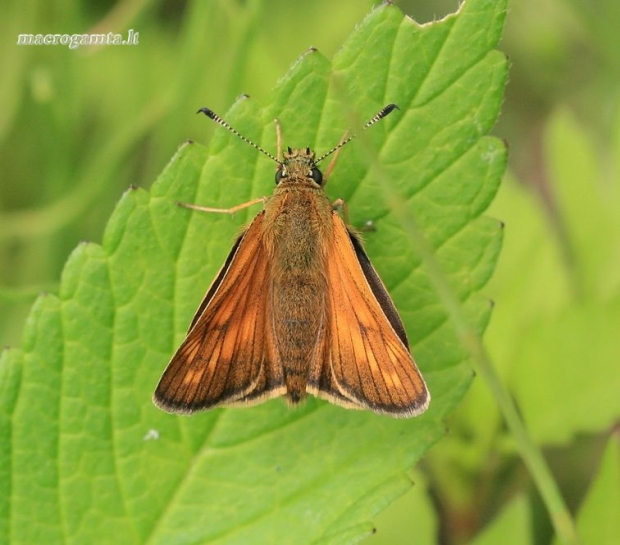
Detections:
1,0,619,544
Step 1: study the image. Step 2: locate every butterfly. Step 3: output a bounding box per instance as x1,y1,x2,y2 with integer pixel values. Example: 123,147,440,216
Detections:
153,105,429,418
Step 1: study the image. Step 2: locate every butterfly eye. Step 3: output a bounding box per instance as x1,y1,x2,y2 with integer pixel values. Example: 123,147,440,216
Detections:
309,167,323,185
275,168,286,184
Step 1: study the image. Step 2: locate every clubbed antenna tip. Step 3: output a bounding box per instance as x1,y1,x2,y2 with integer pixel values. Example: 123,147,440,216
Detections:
197,107,216,119
315,103,400,164
196,107,280,164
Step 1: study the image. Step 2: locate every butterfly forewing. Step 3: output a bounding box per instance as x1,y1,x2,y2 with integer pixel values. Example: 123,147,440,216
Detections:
316,214,430,417
347,233,410,347
153,213,285,413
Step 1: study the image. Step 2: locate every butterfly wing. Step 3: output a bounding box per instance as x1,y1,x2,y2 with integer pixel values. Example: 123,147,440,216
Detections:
153,212,284,413
310,214,429,417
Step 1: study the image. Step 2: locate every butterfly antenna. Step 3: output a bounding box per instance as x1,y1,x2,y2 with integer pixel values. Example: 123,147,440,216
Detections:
315,103,399,164
197,108,281,165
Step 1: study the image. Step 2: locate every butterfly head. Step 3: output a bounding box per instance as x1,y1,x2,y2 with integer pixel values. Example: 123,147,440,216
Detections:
275,147,323,187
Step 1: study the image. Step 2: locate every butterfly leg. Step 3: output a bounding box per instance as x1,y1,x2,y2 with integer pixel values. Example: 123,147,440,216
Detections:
331,198,349,224
275,118,282,162
323,130,350,184
332,198,376,232
177,197,266,215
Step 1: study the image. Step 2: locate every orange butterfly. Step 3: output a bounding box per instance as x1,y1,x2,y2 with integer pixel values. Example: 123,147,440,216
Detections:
153,105,429,418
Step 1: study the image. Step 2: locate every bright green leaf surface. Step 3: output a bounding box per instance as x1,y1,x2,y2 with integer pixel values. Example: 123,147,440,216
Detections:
567,434,620,545
366,470,438,545
0,1,507,543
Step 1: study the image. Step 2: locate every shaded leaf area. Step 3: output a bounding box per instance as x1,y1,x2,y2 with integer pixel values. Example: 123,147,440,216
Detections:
0,0,507,543
470,495,533,545
567,434,620,545
424,88,620,545
471,107,620,447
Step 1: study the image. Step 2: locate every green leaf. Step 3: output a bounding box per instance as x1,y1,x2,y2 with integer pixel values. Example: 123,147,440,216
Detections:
482,107,620,446
564,434,620,545
366,470,438,545
470,495,532,545
0,1,507,543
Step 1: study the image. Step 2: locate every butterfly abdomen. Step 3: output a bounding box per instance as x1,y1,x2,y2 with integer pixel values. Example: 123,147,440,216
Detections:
266,185,333,403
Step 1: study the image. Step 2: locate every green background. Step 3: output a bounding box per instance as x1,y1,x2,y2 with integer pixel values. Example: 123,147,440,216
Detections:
1,0,619,544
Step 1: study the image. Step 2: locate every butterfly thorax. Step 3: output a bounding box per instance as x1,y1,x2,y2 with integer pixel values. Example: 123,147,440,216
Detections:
262,147,334,403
